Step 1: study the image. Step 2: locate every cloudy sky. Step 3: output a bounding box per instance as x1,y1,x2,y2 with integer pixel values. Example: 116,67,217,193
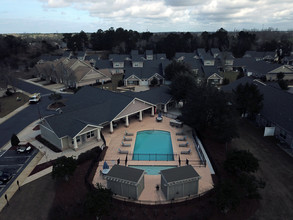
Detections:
1,0,293,33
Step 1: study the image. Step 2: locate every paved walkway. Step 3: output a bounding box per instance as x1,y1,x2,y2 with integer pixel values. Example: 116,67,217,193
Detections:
92,116,214,203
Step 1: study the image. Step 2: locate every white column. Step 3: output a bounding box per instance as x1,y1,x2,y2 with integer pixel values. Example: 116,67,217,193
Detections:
97,128,101,140
73,137,78,150
164,104,167,113
151,107,154,116
125,116,129,127
139,111,142,121
110,121,113,133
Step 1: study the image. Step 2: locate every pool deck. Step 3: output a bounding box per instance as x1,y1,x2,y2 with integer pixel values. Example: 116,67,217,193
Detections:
92,115,214,203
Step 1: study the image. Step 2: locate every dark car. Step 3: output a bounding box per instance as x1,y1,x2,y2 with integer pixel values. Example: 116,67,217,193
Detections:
16,145,32,154
0,171,12,183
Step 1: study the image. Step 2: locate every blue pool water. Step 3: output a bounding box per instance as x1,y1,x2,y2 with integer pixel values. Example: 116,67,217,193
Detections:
129,165,177,175
132,130,174,161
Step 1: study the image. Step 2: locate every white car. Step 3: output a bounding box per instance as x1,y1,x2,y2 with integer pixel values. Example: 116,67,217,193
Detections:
29,93,41,104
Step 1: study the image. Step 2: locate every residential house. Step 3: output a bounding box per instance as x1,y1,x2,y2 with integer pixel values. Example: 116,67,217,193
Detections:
202,65,223,85
266,65,293,81
197,49,215,66
145,50,154,60
222,77,293,149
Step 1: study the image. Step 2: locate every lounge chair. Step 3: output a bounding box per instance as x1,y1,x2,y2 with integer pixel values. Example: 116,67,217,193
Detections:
119,148,129,154
125,131,134,136
179,142,189,147
176,132,185,136
121,141,131,147
123,136,132,141
181,149,191,154
177,136,187,141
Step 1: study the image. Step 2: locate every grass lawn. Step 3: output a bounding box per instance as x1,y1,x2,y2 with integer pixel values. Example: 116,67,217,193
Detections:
0,92,29,118
221,71,239,83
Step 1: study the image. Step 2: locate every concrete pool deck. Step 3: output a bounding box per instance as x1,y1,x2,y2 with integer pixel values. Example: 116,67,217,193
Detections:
92,115,214,203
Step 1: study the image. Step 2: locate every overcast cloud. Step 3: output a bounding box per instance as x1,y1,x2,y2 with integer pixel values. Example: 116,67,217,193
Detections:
1,0,293,33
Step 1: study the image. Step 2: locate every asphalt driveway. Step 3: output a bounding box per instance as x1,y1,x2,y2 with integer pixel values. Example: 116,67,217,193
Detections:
0,79,71,148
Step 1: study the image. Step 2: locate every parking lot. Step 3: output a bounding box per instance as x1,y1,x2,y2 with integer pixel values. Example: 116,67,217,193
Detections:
0,144,38,197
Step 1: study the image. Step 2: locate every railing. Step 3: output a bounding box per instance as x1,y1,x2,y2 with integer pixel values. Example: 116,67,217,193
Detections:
131,153,176,161
192,130,206,165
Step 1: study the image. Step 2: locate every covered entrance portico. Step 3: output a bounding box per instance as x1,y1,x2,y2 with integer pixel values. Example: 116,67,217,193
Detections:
109,98,156,133
72,124,103,150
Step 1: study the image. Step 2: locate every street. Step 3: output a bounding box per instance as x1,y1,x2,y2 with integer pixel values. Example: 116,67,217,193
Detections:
0,79,72,148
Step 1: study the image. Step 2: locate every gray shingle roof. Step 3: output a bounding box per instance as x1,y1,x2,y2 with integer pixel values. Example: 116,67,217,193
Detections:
106,165,144,183
124,85,172,105
45,86,134,138
197,48,214,60
256,82,293,134
201,65,219,78
94,60,112,69
161,165,200,183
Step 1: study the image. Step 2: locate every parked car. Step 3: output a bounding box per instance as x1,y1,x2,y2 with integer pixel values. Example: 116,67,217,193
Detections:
0,171,12,183
29,93,41,104
16,145,32,154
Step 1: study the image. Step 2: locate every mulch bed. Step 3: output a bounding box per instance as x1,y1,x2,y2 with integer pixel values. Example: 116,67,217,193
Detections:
29,160,56,176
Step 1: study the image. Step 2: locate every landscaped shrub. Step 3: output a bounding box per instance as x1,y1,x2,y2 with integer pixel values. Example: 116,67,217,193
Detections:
5,89,14,96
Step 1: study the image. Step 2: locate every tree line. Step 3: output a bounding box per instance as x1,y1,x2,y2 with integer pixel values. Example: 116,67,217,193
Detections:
63,27,293,59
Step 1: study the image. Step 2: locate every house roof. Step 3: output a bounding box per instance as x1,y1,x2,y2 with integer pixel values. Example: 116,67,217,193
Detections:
201,65,219,78
174,52,197,60
197,48,214,60
145,50,153,55
109,54,130,62
106,165,144,184
221,76,254,93
211,48,220,57
125,65,163,80
94,60,112,69
257,81,293,134
44,86,135,138
268,65,293,74
156,54,167,60
160,165,200,184
132,54,144,62
123,85,172,105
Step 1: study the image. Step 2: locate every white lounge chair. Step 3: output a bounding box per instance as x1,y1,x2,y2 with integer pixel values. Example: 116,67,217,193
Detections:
176,132,185,136
177,136,186,141
179,142,189,147
119,148,129,154
125,131,134,136
123,136,132,141
181,149,191,154
121,142,131,147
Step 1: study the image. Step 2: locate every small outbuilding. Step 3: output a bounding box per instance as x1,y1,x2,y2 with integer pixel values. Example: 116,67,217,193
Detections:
105,165,145,200
160,165,201,200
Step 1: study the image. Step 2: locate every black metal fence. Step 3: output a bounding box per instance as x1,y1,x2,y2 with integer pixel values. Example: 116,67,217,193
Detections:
131,153,176,161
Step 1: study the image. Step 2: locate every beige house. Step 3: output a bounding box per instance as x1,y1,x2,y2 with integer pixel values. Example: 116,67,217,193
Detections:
266,65,293,81
35,58,110,88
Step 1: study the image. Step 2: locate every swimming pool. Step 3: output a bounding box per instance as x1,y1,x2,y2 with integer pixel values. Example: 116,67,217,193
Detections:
129,165,177,175
132,130,174,161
